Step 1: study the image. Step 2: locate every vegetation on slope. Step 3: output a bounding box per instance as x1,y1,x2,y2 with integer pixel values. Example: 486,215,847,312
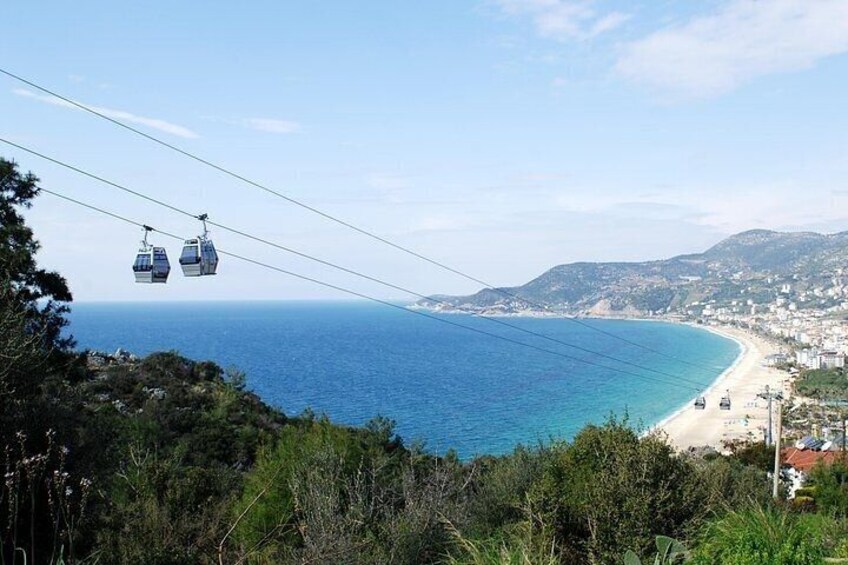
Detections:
795,368,848,399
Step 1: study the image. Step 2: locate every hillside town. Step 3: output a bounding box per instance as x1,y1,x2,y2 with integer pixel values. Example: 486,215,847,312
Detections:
685,269,848,370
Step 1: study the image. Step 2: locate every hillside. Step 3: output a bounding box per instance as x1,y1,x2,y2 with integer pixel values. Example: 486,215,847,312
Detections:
416,229,848,317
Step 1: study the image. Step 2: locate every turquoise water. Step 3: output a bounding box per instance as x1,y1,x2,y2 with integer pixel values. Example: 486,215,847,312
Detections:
67,301,739,458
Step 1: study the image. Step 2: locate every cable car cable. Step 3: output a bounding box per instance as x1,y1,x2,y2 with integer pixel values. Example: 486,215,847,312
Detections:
0,67,725,373
4,139,715,387
37,186,704,393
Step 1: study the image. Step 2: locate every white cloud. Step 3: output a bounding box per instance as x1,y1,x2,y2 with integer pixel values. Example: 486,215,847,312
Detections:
548,178,848,234
12,88,199,139
496,0,628,41
552,181,848,235
243,118,301,134
589,11,629,36
616,0,848,97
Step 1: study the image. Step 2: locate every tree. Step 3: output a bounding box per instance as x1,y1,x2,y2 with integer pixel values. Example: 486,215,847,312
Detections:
0,157,74,353
0,156,78,446
0,158,82,563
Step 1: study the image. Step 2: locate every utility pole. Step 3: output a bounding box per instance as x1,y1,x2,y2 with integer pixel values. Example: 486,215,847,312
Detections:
773,400,783,500
758,385,783,446
842,408,846,488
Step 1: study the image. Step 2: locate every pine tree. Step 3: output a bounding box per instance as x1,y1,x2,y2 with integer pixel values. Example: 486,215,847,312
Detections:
0,157,74,352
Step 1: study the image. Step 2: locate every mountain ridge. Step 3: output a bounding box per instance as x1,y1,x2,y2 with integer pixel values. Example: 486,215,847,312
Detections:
416,229,848,317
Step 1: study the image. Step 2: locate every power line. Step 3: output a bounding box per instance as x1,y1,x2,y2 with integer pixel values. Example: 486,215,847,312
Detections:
4,138,713,388
38,186,703,393
0,67,724,373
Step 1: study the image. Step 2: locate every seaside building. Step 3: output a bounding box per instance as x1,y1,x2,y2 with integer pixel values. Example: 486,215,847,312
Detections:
765,353,789,367
818,351,845,370
796,348,820,369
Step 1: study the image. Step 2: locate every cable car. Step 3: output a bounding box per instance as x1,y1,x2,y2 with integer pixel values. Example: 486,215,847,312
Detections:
133,225,170,284
179,213,218,277
719,390,731,411
694,396,706,410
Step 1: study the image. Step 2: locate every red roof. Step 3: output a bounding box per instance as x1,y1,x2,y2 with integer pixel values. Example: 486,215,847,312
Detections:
782,447,840,473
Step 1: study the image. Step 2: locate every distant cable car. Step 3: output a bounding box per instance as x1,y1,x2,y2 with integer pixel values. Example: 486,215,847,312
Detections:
719,390,731,411
179,213,218,277
133,225,170,284
694,396,706,410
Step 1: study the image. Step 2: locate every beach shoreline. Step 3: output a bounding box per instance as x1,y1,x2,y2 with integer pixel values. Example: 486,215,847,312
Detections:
652,324,789,452
646,325,746,435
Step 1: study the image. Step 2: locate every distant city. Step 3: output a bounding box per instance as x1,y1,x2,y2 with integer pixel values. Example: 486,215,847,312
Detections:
691,273,848,371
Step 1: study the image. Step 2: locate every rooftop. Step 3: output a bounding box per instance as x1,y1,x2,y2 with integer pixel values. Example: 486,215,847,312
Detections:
782,447,841,473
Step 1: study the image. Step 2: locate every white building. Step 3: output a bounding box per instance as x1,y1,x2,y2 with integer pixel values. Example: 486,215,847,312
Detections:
796,348,820,369
819,351,845,370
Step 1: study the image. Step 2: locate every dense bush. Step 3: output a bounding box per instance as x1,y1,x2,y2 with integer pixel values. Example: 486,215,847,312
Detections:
466,445,550,536
527,418,703,563
795,368,848,399
690,507,829,565
233,416,472,563
808,462,848,517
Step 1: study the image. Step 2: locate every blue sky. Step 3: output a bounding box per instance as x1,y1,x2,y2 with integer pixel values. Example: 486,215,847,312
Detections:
2,0,848,301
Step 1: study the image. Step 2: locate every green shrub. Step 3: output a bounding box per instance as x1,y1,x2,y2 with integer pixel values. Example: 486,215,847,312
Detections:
467,445,550,536
528,417,703,563
793,496,817,512
808,462,848,517
623,535,687,565
447,515,560,565
834,537,848,559
690,506,827,565
796,487,817,499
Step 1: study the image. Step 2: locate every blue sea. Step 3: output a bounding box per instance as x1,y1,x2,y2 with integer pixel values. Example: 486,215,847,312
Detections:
67,301,740,458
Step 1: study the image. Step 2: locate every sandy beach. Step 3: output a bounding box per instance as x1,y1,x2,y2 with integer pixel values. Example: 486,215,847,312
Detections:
656,325,790,452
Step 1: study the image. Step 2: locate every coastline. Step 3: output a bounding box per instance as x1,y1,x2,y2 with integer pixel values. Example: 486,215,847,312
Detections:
652,324,788,452
648,324,747,433
412,304,787,451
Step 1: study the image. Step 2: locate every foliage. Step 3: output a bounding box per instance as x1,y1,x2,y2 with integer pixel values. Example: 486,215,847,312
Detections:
688,454,772,513
689,506,828,565
0,158,73,354
0,158,90,563
95,445,237,564
808,461,848,517
0,430,92,564
527,417,703,563
447,511,559,565
232,416,471,563
623,536,687,565
232,417,362,556
795,368,848,399
83,352,286,468
466,445,550,536
723,439,776,472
